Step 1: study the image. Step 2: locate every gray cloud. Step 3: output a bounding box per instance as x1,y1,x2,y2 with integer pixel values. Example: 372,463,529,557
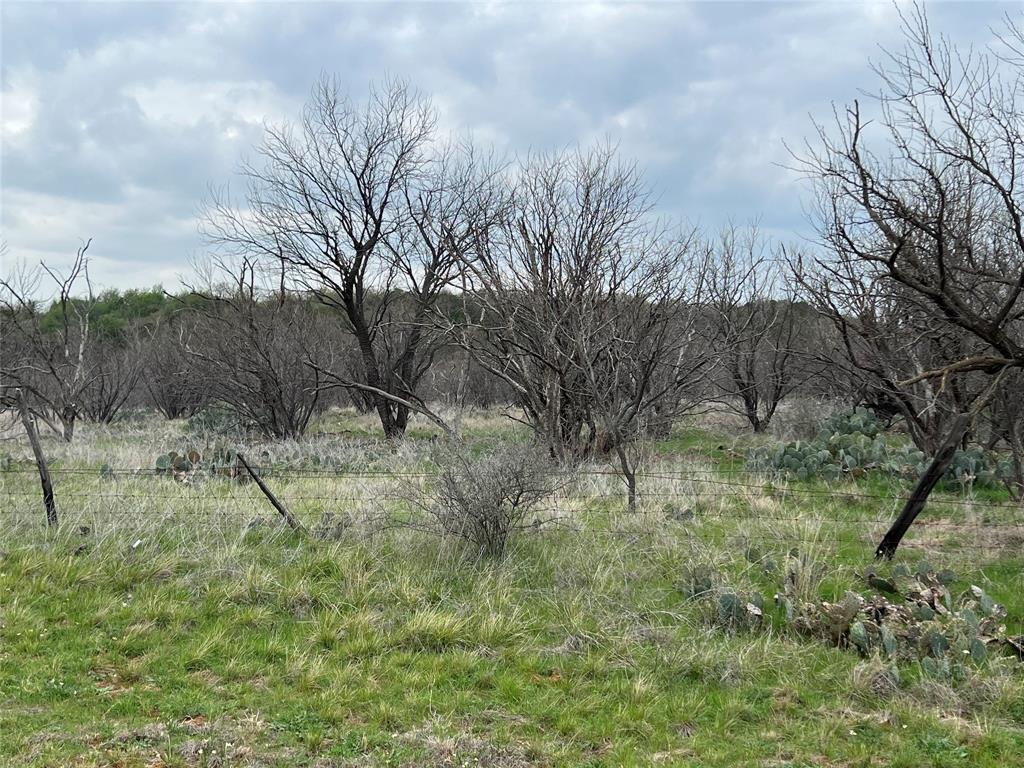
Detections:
0,0,1013,289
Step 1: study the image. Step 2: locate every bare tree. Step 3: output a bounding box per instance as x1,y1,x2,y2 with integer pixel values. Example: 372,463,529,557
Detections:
793,256,990,454
456,145,713,507
704,227,825,433
140,317,206,419
203,76,501,439
0,241,98,440
795,4,1024,556
78,334,142,424
572,234,711,510
982,368,1024,499
184,259,336,440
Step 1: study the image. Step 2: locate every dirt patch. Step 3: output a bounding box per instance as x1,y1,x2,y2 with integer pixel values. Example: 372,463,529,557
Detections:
397,722,537,767
902,520,1024,556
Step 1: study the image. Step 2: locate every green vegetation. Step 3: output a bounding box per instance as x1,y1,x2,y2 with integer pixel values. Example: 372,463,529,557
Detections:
1,409,1022,767
748,408,1013,494
35,288,181,340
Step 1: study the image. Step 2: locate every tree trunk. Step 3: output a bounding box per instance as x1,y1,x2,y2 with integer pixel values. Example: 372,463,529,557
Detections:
875,413,969,559
375,398,404,440
349,298,409,440
614,443,638,514
60,408,76,442
742,392,766,433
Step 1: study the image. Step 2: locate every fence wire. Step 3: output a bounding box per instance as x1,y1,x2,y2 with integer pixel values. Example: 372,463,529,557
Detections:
2,461,1022,555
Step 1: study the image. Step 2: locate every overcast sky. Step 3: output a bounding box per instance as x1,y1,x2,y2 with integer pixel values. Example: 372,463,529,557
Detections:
0,1,1016,291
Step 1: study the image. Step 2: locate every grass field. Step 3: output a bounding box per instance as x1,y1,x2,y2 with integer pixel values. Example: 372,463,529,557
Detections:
1,408,1022,767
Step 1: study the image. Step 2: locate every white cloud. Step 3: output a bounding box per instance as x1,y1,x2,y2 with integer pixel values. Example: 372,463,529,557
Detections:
0,0,1014,289
127,79,293,128
0,76,38,141
1,188,195,290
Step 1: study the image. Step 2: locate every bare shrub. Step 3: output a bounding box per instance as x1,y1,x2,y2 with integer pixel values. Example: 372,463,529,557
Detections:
413,443,560,558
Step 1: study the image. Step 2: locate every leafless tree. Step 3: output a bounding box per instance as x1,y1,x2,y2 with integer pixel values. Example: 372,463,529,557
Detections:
0,241,98,440
203,76,503,439
703,227,826,433
78,334,142,424
455,145,712,508
795,4,1024,556
793,256,990,454
981,368,1024,499
140,317,206,420
573,237,711,510
184,258,336,440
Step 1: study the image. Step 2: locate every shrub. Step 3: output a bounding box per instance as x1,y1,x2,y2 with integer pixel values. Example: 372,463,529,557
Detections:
186,404,254,439
415,443,558,558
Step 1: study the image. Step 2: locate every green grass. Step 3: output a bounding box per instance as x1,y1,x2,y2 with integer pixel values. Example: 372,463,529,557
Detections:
1,410,1022,766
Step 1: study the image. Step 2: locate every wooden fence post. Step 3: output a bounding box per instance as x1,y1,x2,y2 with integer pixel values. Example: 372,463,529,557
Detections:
17,391,57,526
236,452,305,534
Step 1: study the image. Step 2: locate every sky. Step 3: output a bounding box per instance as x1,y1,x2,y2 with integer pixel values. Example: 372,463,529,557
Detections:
0,0,1017,292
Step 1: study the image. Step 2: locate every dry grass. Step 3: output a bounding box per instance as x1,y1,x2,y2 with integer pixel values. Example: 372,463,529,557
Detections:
1,407,1022,766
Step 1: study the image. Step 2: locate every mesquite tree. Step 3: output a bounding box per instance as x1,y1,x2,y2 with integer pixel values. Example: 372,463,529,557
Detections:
793,256,992,455
0,241,98,441
571,234,711,510
184,259,336,439
203,76,501,439
704,227,825,433
78,335,142,424
456,145,712,508
140,317,206,419
796,5,1024,557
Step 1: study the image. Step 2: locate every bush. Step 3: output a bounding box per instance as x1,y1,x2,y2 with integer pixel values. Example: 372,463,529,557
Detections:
186,404,253,439
416,443,558,558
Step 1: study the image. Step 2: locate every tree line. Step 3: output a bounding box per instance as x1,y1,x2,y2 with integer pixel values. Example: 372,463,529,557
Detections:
0,229,833,442
2,5,1022,550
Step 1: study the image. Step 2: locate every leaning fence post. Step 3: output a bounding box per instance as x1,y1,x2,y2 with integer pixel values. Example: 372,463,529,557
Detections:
235,451,305,534
17,391,57,526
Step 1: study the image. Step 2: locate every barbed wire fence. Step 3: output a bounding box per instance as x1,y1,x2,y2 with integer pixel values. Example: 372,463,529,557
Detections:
2,460,1022,556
